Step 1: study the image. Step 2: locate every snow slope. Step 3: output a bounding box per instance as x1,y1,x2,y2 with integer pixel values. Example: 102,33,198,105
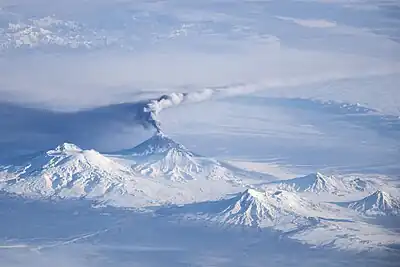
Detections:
0,141,249,207
344,177,377,192
114,131,271,183
158,187,400,250
265,172,376,195
209,189,324,230
159,188,339,230
266,172,344,194
0,143,140,202
1,141,399,251
343,190,400,216
3,194,398,267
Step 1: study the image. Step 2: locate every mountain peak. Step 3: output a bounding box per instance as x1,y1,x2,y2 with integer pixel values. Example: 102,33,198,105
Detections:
372,190,385,196
269,172,342,194
241,188,265,200
366,190,392,203
52,142,82,153
114,131,259,182
201,188,319,228
0,143,135,202
130,131,189,156
346,190,400,216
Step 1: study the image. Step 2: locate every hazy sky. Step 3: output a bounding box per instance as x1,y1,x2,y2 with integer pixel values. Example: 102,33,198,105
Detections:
0,0,399,109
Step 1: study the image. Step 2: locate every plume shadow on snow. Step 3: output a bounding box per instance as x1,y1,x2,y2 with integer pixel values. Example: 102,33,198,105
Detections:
0,101,155,164
0,86,222,164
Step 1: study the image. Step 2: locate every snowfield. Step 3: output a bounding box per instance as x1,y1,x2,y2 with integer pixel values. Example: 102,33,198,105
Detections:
0,132,259,207
1,133,399,254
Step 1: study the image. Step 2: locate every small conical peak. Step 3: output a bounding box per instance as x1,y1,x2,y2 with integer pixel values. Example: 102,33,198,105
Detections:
300,172,327,181
315,172,327,180
131,130,188,155
243,188,257,196
149,130,182,148
370,190,389,199
270,172,341,194
358,190,398,211
53,142,82,153
241,188,265,200
373,190,382,195
151,130,177,144
346,189,400,215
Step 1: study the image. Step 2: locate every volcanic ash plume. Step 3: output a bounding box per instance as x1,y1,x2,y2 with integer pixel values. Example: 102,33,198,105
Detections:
143,88,215,130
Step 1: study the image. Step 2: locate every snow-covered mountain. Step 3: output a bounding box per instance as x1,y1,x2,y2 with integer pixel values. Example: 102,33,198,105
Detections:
157,188,400,251
265,173,378,195
345,177,373,192
266,172,345,194
115,131,269,183
0,141,398,252
0,143,136,199
120,130,194,157
344,190,400,216
159,188,335,231
213,189,323,229
0,137,265,207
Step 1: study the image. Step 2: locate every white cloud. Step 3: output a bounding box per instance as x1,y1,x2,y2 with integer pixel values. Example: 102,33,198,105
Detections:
0,42,398,112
